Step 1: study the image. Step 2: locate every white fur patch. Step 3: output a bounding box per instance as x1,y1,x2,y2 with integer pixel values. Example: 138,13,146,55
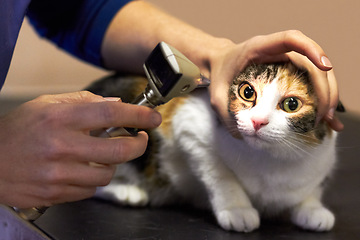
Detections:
217,207,260,232
291,203,335,231
95,184,149,206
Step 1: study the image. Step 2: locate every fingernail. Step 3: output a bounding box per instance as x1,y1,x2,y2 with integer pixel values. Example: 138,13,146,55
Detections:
326,108,335,120
152,112,162,126
321,56,333,68
336,120,345,132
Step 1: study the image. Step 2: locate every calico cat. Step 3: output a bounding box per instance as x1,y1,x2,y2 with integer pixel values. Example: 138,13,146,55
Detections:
88,62,339,233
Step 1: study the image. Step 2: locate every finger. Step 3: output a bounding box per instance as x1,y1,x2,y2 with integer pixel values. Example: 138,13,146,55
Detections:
74,131,149,164
42,161,116,187
209,85,229,123
326,115,344,132
31,91,107,104
323,70,344,131
61,101,162,130
14,163,115,207
310,69,330,125
250,30,332,71
54,185,97,204
286,52,330,124
209,69,233,123
14,183,98,208
325,70,339,118
38,185,97,205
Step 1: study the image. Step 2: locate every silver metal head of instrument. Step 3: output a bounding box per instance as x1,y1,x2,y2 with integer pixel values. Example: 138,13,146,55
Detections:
102,42,210,138
139,41,210,107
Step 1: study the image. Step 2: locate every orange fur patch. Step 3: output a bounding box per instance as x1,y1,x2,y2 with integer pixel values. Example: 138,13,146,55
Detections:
157,96,187,139
276,64,315,110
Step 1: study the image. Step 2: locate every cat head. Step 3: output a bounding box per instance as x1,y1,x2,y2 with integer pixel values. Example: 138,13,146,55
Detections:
227,63,329,152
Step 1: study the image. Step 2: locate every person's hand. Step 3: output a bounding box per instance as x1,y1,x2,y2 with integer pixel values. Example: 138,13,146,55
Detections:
207,30,343,131
0,91,162,208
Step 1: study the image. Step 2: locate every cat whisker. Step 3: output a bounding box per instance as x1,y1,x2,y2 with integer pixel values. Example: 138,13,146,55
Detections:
291,131,325,147
277,137,314,158
286,134,316,145
284,134,318,150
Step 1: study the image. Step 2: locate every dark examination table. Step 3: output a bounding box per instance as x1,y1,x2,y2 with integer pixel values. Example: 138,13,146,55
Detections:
0,98,359,240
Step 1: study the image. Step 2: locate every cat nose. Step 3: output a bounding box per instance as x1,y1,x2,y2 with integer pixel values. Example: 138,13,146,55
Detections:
251,118,269,131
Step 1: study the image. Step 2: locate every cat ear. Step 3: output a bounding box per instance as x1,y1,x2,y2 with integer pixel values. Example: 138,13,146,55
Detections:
336,100,346,112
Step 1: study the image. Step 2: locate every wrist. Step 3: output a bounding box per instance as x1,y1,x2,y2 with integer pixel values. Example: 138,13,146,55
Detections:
182,37,235,77
196,38,236,77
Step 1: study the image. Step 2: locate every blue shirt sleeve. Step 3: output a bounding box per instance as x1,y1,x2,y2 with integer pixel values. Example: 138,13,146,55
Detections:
0,0,31,89
26,0,132,67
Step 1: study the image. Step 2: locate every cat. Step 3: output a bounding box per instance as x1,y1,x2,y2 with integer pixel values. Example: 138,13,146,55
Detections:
87,62,339,233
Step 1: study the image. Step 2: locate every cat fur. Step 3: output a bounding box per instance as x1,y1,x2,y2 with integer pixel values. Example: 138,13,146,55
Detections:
88,63,337,233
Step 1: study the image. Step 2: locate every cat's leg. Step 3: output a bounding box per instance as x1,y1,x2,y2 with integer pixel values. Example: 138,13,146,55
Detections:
170,98,259,232
94,164,149,206
290,188,335,231
95,182,149,206
184,151,260,232
210,177,260,233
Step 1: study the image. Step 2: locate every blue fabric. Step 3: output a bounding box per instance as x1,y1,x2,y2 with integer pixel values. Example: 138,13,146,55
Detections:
27,0,131,66
0,0,131,90
0,0,31,89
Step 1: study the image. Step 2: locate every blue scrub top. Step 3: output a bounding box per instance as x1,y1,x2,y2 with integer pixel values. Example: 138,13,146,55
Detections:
0,0,131,90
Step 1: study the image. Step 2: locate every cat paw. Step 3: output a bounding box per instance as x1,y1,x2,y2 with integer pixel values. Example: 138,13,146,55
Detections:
216,207,260,232
291,206,335,232
96,184,149,206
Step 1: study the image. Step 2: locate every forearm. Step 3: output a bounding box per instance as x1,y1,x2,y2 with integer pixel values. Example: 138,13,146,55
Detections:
101,0,234,75
101,1,342,132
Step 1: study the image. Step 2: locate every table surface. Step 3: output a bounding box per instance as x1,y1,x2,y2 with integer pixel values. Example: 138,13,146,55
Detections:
1,99,360,240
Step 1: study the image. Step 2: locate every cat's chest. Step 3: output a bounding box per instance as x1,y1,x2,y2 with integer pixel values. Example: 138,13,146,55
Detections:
215,130,320,198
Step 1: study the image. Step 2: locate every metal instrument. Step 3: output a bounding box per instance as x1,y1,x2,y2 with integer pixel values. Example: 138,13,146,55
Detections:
99,41,210,137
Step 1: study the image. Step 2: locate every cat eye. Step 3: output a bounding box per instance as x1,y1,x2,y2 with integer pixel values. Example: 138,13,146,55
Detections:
280,97,302,113
238,82,256,102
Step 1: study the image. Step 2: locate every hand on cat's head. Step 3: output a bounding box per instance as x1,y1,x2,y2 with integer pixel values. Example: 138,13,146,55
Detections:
208,30,343,132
